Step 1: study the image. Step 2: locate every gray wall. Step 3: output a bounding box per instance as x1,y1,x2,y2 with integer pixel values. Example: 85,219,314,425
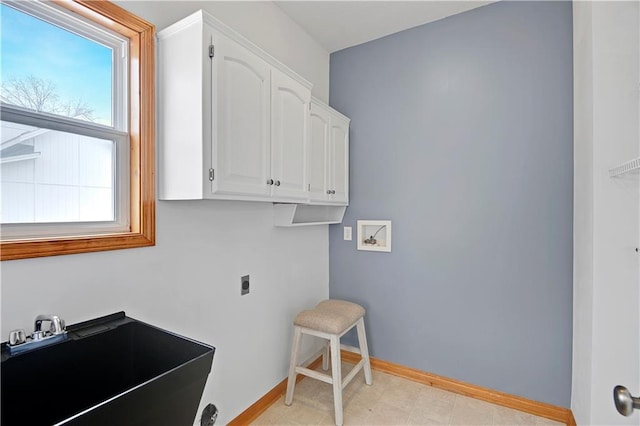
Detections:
329,1,573,407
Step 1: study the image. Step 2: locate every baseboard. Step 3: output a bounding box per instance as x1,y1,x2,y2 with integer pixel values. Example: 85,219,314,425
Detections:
228,349,576,426
340,350,575,426
227,354,323,425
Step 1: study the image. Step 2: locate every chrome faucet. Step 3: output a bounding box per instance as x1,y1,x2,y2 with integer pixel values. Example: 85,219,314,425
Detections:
6,314,67,354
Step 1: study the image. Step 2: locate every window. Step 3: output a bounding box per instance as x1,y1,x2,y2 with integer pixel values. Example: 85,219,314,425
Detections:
0,0,155,260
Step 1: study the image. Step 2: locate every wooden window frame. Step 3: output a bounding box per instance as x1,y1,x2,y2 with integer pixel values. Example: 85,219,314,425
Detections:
1,0,155,261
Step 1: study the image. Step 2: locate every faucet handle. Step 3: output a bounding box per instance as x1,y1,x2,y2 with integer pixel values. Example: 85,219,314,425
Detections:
49,318,66,334
8,329,27,346
34,314,66,335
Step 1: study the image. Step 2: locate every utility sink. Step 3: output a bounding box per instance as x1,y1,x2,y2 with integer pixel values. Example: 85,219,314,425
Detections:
1,312,215,426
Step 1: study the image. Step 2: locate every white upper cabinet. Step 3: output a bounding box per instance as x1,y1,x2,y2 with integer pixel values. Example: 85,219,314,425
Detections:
308,103,331,202
308,99,349,205
213,33,271,197
158,10,346,206
329,114,349,204
270,69,311,200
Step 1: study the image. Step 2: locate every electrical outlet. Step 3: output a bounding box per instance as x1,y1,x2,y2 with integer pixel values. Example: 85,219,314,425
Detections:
344,226,352,241
241,275,250,295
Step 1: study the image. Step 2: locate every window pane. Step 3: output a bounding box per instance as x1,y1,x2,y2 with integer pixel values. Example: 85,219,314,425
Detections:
0,4,113,126
1,121,115,224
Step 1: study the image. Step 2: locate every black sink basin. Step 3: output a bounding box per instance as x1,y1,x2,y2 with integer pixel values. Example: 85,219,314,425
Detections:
1,312,215,426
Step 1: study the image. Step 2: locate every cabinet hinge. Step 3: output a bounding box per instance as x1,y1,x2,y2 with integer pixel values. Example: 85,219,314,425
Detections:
209,168,215,181
208,45,215,59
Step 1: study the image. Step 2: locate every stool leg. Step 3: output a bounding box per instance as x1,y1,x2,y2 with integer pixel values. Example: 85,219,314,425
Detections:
285,326,302,405
322,340,330,371
330,334,343,425
356,318,373,385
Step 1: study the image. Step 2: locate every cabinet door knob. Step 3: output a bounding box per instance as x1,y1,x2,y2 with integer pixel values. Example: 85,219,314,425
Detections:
614,386,640,416
275,180,281,186
327,190,332,195
267,179,274,185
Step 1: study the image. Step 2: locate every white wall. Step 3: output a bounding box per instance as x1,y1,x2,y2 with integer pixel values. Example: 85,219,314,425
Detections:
573,2,640,424
1,2,331,424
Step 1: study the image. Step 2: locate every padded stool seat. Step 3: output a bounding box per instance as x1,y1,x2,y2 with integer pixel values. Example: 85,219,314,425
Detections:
293,300,365,334
285,299,372,426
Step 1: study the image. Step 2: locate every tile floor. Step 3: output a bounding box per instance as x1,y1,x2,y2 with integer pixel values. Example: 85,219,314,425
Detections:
253,362,566,426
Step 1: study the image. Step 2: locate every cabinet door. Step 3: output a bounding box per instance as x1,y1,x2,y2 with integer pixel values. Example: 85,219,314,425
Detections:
213,35,271,196
330,116,349,204
308,103,331,202
270,69,311,200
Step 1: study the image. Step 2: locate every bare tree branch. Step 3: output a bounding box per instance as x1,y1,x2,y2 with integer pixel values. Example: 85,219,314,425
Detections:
1,75,94,121
2,75,59,112
55,98,95,121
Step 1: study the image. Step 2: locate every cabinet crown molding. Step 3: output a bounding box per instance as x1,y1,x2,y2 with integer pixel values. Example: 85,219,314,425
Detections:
310,96,351,123
158,10,313,91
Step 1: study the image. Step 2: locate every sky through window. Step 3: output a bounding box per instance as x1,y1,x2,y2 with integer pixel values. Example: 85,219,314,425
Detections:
1,4,113,125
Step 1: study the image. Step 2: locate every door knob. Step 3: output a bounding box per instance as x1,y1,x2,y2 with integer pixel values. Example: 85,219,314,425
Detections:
267,179,274,185
274,180,280,186
614,385,640,416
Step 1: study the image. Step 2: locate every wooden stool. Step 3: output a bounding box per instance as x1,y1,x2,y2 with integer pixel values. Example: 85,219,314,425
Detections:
285,299,373,425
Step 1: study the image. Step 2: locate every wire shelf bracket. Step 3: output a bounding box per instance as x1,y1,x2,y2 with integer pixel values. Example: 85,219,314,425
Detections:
609,157,640,177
